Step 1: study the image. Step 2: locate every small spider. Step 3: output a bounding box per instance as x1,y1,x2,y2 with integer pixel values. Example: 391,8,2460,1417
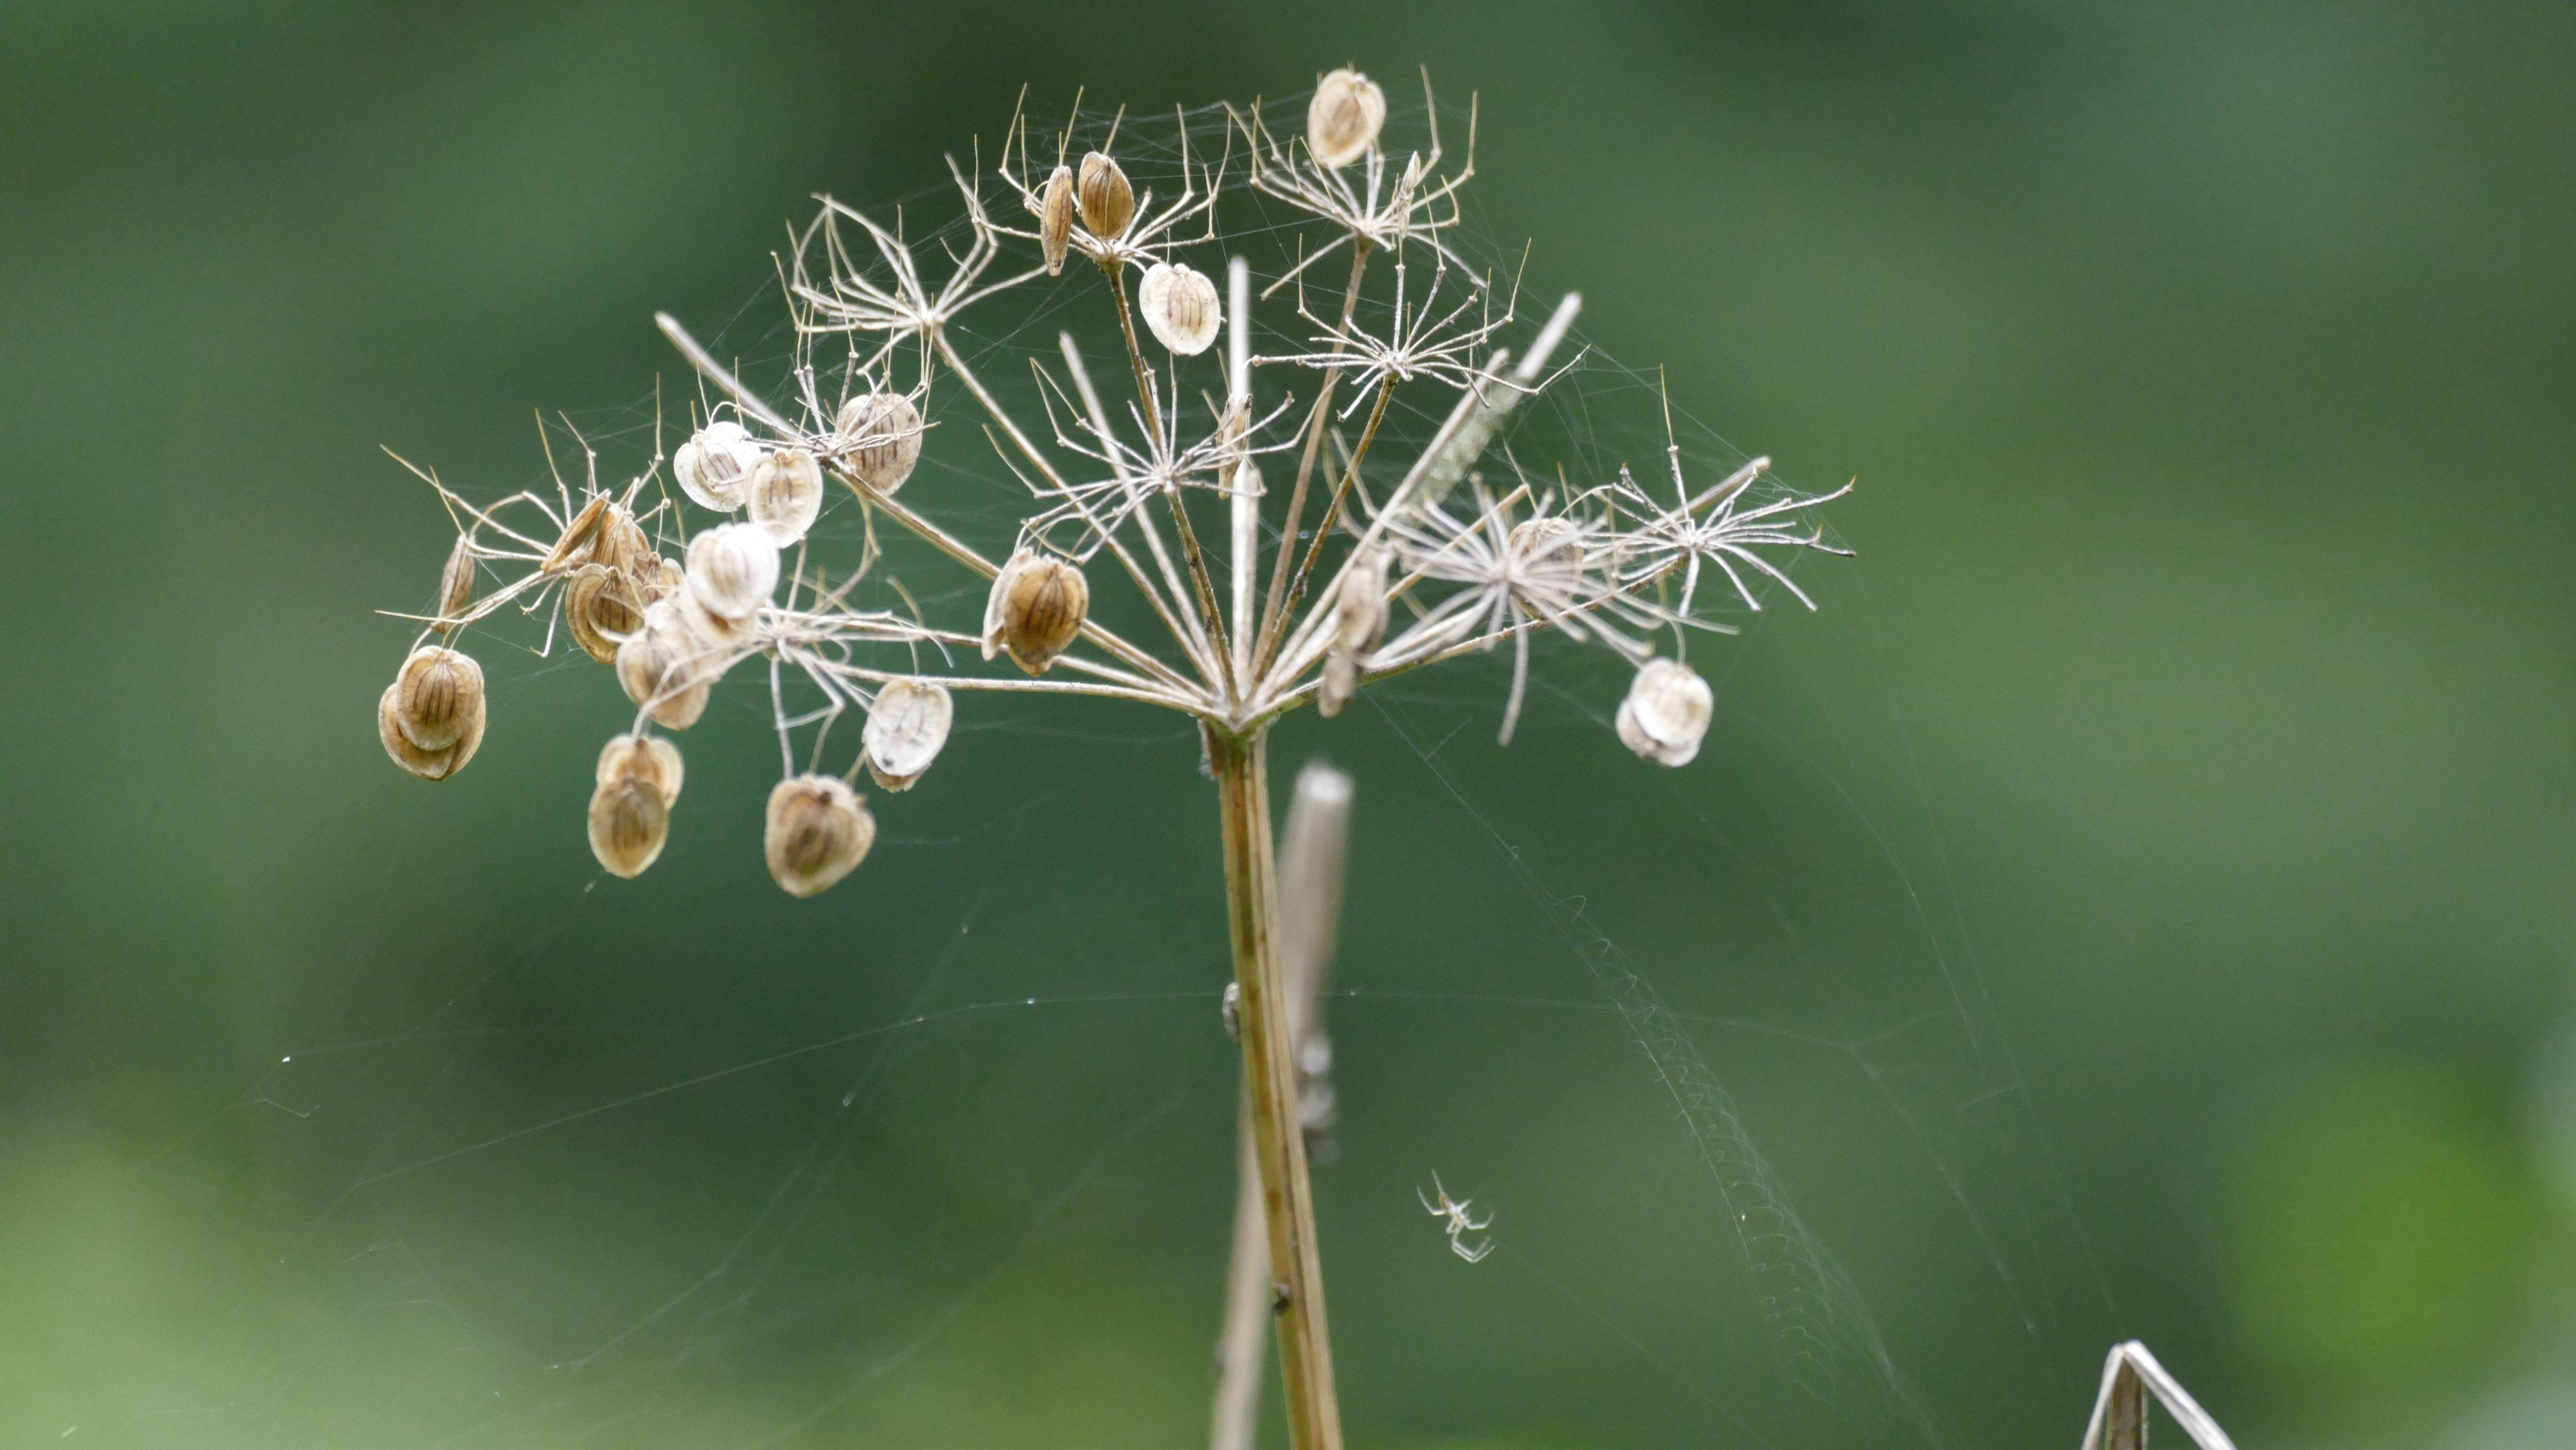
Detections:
1416,1173,1494,1263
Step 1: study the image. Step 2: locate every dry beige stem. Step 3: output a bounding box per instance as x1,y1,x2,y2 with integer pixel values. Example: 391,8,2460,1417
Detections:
1078,150,1135,241
1306,68,1386,169
861,679,954,792
983,547,1089,675
1038,164,1075,275
835,392,925,494
745,448,824,545
1615,657,1712,766
1139,260,1222,355
764,773,875,897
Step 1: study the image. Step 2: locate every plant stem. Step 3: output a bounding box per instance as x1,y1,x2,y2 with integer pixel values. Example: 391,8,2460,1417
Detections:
1210,1086,1269,1450
1210,729,1343,1450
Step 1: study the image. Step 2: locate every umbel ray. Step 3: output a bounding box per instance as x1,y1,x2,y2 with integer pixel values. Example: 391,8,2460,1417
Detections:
370,67,1849,1450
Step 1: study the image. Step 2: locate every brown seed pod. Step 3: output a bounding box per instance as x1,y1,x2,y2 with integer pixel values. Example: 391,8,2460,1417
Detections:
1614,657,1714,767
861,679,954,792
1138,261,1221,356
1038,163,1075,275
1078,151,1134,241
763,774,876,898
614,600,714,729
592,503,652,575
378,678,485,781
435,534,476,631
587,734,684,878
834,392,924,495
745,448,823,545
1307,68,1387,170
566,563,646,665
392,646,486,752
543,493,610,573
981,547,1089,675
684,522,780,621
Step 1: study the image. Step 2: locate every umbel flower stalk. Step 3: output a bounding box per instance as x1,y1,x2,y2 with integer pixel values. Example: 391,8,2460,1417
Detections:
371,67,1850,1450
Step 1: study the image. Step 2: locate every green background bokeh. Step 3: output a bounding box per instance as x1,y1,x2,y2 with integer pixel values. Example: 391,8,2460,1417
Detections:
4,3,2573,1447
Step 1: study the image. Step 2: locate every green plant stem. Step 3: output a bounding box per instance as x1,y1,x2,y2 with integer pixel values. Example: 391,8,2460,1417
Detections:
1210,728,1342,1450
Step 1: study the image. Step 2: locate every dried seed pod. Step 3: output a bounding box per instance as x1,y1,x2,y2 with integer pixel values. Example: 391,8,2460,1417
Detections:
1038,163,1075,275
543,493,610,572
1077,150,1133,241
674,420,764,512
391,645,486,752
435,534,476,631
763,773,876,898
1615,657,1714,767
745,448,823,545
565,563,647,665
834,392,924,495
587,733,683,878
1138,261,1221,356
378,678,485,781
592,503,652,575
614,599,714,729
684,521,779,621
861,679,954,792
1319,546,1388,719
1508,516,1585,570
981,547,1089,675
635,553,685,604
1307,68,1386,169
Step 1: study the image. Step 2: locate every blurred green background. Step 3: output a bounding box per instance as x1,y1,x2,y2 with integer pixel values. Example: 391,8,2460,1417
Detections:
5,3,2574,1447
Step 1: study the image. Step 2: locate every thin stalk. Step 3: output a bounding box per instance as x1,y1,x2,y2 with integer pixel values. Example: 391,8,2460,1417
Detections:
1210,730,1342,1450
1109,262,1235,683
1210,1089,1269,1450
1270,375,1394,644
1256,240,1372,663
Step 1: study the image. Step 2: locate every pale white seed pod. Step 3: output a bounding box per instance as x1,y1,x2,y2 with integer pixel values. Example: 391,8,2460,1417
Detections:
684,521,779,620
745,448,823,545
435,534,475,631
982,547,1089,674
764,774,876,898
1078,151,1134,240
1038,164,1075,275
614,599,714,729
591,503,651,575
587,735,683,879
861,679,954,792
835,392,924,495
1509,516,1585,570
378,678,485,781
392,646,486,752
565,563,646,665
1138,261,1221,356
1307,68,1386,169
673,420,765,512
1615,657,1714,767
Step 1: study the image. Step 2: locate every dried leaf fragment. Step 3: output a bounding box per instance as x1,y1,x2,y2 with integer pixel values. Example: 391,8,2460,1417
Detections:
1139,260,1221,356
1614,657,1713,767
764,773,875,897
861,678,954,791
835,392,924,495
982,547,1089,675
1307,68,1386,169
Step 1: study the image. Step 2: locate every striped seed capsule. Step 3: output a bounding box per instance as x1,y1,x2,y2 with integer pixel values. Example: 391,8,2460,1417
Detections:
1307,68,1386,169
674,420,764,512
378,676,485,781
763,774,876,897
684,521,779,621
1038,163,1075,275
587,733,684,878
1138,261,1221,356
566,563,647,665
1078,151,1133,241
982,547,1089,675
745,448,823,545
614,599,714,729
392,645,486,752
591,503,652,575
835,392,924,495
861,679,954,792
1615,657,1713,767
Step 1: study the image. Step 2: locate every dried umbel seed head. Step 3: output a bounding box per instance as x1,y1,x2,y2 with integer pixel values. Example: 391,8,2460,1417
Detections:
436,534,476,630
684,522,780,620
982,547,1089,675
1307,68,1386,169
745,448,823,545
392,645,486,752
764,774,876,897
588,734,683,878
861,678,954,792
1319,546,1389,718
378,676,485,781
1138,261,1221,356
566,563,647,665
1615,657,1714,768
834,392,924,495
592,503,652,575
674,420,765,512
1038,163,1075,275
1077,150,1133,241
1508,516,1585,571
614,599,714,729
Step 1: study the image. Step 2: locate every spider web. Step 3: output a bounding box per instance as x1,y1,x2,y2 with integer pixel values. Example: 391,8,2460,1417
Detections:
133,87,2103,1450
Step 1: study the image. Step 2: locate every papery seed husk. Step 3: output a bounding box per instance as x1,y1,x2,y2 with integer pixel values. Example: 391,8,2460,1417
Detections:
745,448,823,545
988,550,1089,675
378,679,485,781
1307,68,1386,169
764,774,875,898
436,534,476,631
1509,517,1584,570
1318,652,1359,719
684,521,780,620
1333,546,1389,654
566,564,647,665
592,504,652,575
1615,657,1713,767
1078,151,1134,241
596,732,684,801
636,554,685,603
834,393,924,495
588,776,671,878
1039,164,1075,275
615,600,714,729
675,420,762,512
544,493,610,572
1138,261,1221,356
393,646,486,752
862,679,953,792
